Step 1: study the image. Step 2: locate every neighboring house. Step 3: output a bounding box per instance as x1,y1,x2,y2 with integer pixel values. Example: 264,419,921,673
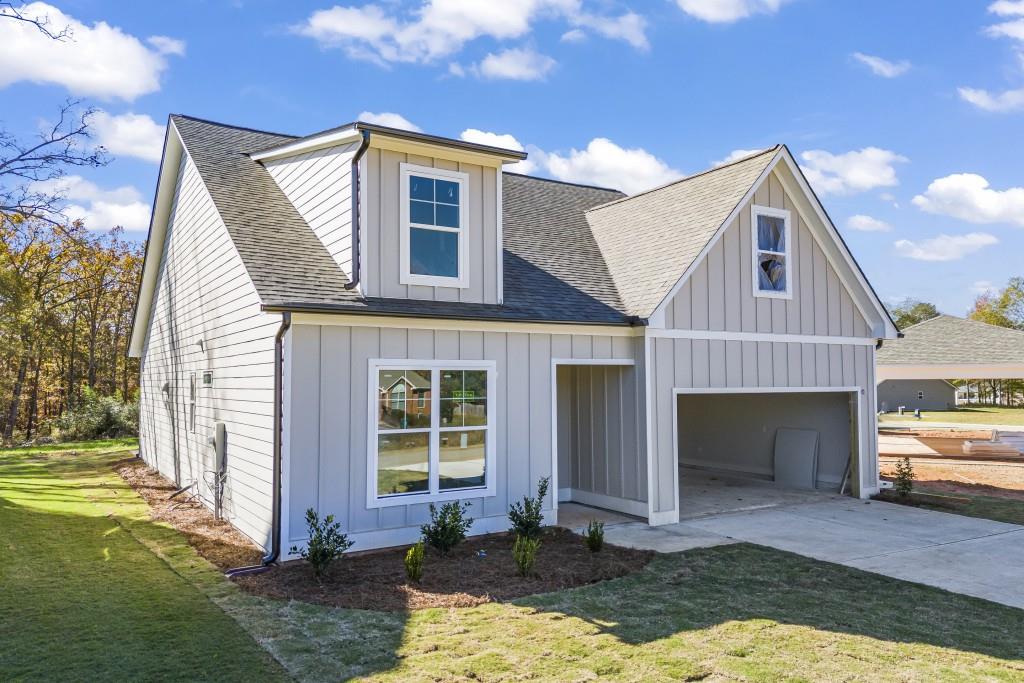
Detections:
877,315,1024,410
128,115,899,558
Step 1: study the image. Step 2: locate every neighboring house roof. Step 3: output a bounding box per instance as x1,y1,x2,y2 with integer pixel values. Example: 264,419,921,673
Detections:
586,147,779,318
877,315,1024,365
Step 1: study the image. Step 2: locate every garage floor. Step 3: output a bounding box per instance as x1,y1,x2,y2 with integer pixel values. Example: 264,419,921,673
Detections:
679,467,841,519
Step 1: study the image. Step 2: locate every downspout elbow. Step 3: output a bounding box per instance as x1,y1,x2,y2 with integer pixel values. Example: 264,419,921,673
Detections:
344,129,372,291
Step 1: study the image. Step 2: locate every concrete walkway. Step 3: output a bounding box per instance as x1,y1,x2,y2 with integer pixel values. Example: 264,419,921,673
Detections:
604,497,1024,610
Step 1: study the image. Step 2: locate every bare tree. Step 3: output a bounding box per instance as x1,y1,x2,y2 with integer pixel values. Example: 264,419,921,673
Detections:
0,2,72,40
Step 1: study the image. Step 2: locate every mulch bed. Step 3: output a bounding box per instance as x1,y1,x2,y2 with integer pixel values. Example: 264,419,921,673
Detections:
873,489,970,510
233,528,654,611
115,458,263,570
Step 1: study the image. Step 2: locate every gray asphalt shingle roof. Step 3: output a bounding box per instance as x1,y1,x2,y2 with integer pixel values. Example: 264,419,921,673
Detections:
171,115,780,325
877,315,1024,365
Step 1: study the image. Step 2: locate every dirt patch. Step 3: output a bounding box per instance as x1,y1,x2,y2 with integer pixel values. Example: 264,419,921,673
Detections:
115,458,263,570
880,460,1024,500
879,428,993,440
233,528,653,611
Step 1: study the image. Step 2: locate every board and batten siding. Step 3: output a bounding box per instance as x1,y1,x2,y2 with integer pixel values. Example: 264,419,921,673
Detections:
138,150,280,548
283,322,638,551
360,147,500,305
646,169,880,520
556,365,646,512
262,142,359,278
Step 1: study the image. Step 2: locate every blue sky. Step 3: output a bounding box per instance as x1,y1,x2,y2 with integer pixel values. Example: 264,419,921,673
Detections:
3,0,1022,315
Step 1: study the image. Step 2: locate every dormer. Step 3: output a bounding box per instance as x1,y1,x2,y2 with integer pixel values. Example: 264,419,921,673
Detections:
251,122,527,306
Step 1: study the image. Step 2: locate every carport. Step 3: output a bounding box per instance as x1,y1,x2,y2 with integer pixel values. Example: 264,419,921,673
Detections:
675,388,861,517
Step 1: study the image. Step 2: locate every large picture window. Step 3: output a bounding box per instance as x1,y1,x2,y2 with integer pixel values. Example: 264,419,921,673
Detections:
370,360,495,507
400,163,469,289
751,204,792,299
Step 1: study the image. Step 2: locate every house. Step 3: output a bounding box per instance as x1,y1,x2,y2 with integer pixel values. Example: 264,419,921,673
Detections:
877,315,1024,410
128,115,899,559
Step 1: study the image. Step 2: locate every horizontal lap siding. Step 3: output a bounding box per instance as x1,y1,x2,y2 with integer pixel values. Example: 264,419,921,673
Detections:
138,152,279,549
263,143,358,277
285,324,639,548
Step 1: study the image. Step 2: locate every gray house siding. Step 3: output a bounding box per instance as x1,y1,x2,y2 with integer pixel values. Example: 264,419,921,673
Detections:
138,151,281,548
878,380,956,412
361,147,501,305
282,320,638,551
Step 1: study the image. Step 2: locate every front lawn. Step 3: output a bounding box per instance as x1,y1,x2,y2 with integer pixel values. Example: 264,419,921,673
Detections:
880,406,1024,426
3,445,1024,682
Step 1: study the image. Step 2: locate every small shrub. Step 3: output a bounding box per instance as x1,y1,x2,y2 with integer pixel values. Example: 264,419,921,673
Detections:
584,520,605,553
421,501,473,555
53,386,138,441
290,508,353,580
508,476,550,540
405,541,425,583
894,457,914,498
512,534,541,577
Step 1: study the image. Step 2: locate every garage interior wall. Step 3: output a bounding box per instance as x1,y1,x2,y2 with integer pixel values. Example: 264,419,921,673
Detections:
557,365,647,509
677,392,853,489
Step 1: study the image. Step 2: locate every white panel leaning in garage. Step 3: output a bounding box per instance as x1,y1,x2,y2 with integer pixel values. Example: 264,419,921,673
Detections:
128,115,900,562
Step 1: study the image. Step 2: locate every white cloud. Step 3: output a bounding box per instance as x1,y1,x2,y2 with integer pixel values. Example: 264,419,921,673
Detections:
460,128,536,173
33,175,150,231
0,2,180,100
147,35,186,56
912,173,1024,227
712,148,764,167
989,0,1024,16
91,111,165,163
560,28,586,42
972,279,996,294
356,111,422,131
799,147,908,195
293,1,646,65
846,214,892,232
478,47,556,81
544,138,681,194
894,233,998,261
674,0,791,23
851,52,910,78
957,86,1024,113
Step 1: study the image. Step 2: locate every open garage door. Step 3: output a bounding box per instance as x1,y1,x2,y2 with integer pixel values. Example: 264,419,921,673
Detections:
676,390,859,515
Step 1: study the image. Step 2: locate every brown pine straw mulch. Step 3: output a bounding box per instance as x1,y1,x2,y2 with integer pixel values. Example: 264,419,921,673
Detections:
115,457,263,570
233,528,654,611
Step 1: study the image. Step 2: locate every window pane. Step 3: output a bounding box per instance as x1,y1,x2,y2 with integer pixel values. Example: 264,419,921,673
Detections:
410,175,434,202
378,369,432,429
757,254,787,292
435,179,459,205
434,202,459,228
440,370,487,400
439,399,487,427
377,432,429,496
410,227,458,277
757,215,785,252
410,199,434,225
439,430,485,490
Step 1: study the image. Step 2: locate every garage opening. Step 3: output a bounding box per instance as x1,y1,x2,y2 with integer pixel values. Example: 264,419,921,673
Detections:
676,390,858,518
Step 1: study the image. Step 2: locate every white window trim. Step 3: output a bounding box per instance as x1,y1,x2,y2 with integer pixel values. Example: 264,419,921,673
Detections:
367,359,496,509
399,163,470,289
751,204,793,300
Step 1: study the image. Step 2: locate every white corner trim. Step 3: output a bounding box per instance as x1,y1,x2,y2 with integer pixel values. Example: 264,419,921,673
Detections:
648,509,680,526
250,127,362,163
751,204,793,301
646,328,877,346
496,168,504,305
399,163,470,289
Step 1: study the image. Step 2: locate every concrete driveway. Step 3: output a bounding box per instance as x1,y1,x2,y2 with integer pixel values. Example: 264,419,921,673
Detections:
604,497,1024,610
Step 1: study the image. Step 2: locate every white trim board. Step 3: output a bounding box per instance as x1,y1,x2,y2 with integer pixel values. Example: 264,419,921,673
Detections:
646,328,877,346
563,489,648,518
289,313,642,337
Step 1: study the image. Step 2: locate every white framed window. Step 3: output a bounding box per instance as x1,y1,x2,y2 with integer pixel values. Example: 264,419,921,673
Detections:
751,204,792,299
399,163,469,289
368,359,496,508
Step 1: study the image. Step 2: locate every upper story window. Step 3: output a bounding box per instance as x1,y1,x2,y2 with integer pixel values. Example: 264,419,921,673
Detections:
400,163,469,289
751,205,792,299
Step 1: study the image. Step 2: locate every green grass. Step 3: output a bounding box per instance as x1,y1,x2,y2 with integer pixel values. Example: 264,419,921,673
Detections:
0,444,287,681
3,444,1024,682
880,406,1024,426
911,486,1024,526
0,437,138,455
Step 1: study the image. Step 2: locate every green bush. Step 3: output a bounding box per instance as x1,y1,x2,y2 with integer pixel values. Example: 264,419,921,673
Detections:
508,476,549,540
404,541,424,583
512,534,541,577
289,508,353,580
421,501,473,555
53,386,138,441
584,520,604,553
894,457,914,498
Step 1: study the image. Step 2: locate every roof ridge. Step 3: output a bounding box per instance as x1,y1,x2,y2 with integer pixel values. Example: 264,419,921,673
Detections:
171,113,299,140
503,171,624,194
586,145,781,214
